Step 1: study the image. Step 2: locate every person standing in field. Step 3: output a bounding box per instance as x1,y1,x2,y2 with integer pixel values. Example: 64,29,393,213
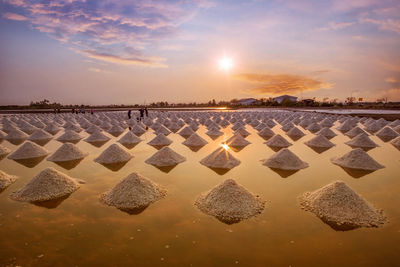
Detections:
128,109,132,119
145,107,148,117
139,108,144,121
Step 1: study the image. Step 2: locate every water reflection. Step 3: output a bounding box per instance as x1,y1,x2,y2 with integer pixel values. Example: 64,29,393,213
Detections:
12,155,47,168
338,167,375,178
51,158,85,170
269,168,300,178
98,161,130,172
32,194,71,209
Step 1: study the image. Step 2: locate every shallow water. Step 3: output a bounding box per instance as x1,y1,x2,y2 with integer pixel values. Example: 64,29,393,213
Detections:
0,112,400,267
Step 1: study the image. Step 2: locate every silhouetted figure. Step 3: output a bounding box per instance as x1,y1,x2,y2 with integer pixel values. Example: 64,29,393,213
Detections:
128,109,132,119
72,108,75,114
91,108,94,115
145,107,148,117
139,108,144,121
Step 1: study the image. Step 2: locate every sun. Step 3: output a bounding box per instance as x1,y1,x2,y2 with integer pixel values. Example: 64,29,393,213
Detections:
218,56,234,71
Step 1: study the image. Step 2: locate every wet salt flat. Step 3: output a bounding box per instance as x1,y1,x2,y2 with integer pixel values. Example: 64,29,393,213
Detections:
0,110,400,266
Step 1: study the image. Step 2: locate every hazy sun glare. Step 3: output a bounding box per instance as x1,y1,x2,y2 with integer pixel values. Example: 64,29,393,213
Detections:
218,56,234,72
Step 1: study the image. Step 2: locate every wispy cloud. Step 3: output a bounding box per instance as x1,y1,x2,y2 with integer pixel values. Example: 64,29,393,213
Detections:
2,0,210,67
2,12,28,21
360,17,400,34
317,21,355,31
234,73,332,95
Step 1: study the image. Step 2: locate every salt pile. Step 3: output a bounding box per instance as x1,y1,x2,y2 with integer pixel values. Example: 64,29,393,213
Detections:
233,127,250,137
182,133,208,148
94,144,133,164
28,129,53,144
331,148,384,171
44,123,61,135
390,136,400,149
145,146,186,167
5,129,29,141
147,133,173,147
47,143,88,162
8,141,49,160
258,127,275,139
117,131,142,148
345,126,368,139
345,133,379,150
10,167,81,202
225,134,251,148
178,126,195,138
205,128,223,138
200,147,241,170
84,130,110,143
299,180,386,229
375,126,399,142
195,179,265,224
304,135,335,148
264,134,292,149
0,145,11,160
316,127,337,139
261,148,308,171
154,125,171,136
56,130,84,143
0,170,17,191
131,125,146,136
306,122,322,133
100,172,166,212
108,125,125,137
286,126,305,139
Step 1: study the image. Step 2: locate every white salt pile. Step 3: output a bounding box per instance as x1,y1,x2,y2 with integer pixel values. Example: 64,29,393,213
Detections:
195,179,265,224
131,125,146,136
5,129,29,141
200,147,241,170
28,129,53,143
264,134,292,149
44,123,61,135
178,126,195,138
306,122,322,133
47,143,88,162
205,128,223,138
182,133,208,147
261,148,309,170
56,130,84,143
145,146,186,167
147,133,173,147
316,127,337,139
345,133,379,150
286,126,305,138
345,126,368,139
304,135,335,148
100,172,166,211
376,126,399,141
258,127,275,139
390,136,400,149
225,134,251,148
8,141,49,160
10,167,81,202
331,148,384,171
154,125,171,136
299,180,386,229
84,130,110,143
0,170,17,191
117,131,142,147
233,127,250,137
94,144,133,164
0,145,11,159
108,125,125,137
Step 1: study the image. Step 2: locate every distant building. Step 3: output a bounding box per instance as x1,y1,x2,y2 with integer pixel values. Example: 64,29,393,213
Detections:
273,95,298,104
236,98,258,105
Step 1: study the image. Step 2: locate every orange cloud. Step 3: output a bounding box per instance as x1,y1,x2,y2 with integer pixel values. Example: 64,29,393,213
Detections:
3,12,28,21
234,73,332,95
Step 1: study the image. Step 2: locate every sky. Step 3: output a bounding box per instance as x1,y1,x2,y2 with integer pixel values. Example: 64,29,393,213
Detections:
0,0,399,105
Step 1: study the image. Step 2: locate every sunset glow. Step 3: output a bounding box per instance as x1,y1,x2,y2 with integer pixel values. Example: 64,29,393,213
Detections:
218,56,234,72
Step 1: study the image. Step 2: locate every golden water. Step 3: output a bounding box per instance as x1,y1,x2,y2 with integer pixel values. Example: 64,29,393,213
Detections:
0,116,399,266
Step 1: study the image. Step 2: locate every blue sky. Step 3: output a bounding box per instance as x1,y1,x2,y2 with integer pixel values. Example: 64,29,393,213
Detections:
0,0,399,105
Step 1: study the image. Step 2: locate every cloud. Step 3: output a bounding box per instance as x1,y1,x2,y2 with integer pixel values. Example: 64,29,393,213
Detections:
360,17,400,34
2,12,28,21
234,73,332,95
317,21,355,31
2,0,211,67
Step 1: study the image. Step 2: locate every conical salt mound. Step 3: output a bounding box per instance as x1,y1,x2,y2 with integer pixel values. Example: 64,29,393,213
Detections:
205,128,223,138
258,126,275,139
84,130,110,143
0,170,18,191
131,125,147,136
195,179,265,224
299,180,386,229
376,126,399,141
225,134,251,148
178,126,195,138
147,133,173,147
94,144,133,164
117,131,142,147
345,126,368,139
145,146,186,167
316,127,337,139
47,143,88,162
108,125,125,137
304,135,335,148
28,129,53,142
44,123,61,135
264,134,292,148
233,127,250,137
182,133,208,147
5,129,29,141
286,126,305,138
261,148,309,170
345,133,378,150
10,167,81,202
200,147,241,170
100,172,166,211
0,145,11,159
56,130,83,143
391,136,400,150
331,148,384,171
8,141,49,160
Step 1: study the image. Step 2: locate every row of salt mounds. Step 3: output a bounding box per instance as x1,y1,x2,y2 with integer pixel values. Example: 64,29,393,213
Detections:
331,148,384,171
28,129,53,145
145,147,186,167
0,170,18,191
100,172,166,212
264,134,292,150
117,131,142,149
182,133,208,149
316,127,337,139
47,143,88,162
8,141,49,160
299,180,386,230
195,179,265,224
261,148,309,171
375,126,399,142
94,144,133,164
0,145,11,160
10,167,82,202
304,134,335,153
224,133,251,149
56,130,84,143
147,133,172,148
200,147,241,172
345,133,379,150
391,136,400,149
